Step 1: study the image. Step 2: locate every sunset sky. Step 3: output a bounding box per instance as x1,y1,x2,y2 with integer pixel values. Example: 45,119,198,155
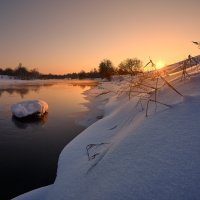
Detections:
0,0,200,74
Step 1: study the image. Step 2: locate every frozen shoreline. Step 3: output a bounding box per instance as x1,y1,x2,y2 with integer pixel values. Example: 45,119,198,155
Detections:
77,84,108,127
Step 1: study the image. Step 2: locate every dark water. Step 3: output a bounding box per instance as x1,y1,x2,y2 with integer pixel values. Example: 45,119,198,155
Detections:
0,80,94,200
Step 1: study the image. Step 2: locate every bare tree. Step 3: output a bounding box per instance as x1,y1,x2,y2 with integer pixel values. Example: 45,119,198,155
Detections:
118,58,143,76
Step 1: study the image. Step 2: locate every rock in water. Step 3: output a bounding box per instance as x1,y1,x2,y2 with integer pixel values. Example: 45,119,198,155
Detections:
11,100,48,118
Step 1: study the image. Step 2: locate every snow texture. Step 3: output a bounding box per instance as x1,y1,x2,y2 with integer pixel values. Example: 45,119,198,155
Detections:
13,67,200,200
11,100,48,118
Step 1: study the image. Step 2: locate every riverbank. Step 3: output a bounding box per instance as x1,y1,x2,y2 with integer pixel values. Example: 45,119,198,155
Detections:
13,70,200,200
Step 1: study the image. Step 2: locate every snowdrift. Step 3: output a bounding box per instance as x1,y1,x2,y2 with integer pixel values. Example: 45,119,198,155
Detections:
11,100,48,118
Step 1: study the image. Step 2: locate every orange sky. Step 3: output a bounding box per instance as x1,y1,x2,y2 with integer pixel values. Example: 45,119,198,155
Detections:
0,0,200,74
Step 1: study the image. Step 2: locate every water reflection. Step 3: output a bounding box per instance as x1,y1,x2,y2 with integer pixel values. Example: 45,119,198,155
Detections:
67,80,98,89
12,113,48,129
0,86,42,98
69,83,90,89
0,83,57,98
76,84,87,89
0,80,97,98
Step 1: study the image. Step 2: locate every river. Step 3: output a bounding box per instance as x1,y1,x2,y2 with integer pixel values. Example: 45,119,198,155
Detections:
0,80,96,200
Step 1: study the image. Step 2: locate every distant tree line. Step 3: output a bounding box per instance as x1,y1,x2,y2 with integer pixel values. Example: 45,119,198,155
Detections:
0,63,40,80
0,58,143,81
40,68,100,80
0,63,100,80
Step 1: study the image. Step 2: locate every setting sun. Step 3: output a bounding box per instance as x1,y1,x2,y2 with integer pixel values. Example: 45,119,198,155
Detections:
156,60,166,69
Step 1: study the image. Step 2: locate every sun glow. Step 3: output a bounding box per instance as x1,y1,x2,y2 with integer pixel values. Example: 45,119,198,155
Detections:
156,60,165,69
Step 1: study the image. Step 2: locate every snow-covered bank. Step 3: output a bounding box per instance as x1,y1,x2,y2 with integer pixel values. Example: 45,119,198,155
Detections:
13,70,200,200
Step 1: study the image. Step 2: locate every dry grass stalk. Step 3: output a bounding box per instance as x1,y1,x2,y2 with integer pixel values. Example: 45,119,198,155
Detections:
95,59,185,117
86,143,109,161
145,99,172,117
119,59,183,116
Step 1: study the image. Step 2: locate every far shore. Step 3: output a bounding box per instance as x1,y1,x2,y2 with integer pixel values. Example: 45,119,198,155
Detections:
0,78,99,88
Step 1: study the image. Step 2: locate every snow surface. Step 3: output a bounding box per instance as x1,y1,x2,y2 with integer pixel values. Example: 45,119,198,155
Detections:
11,100,48,118
13,68,200,200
